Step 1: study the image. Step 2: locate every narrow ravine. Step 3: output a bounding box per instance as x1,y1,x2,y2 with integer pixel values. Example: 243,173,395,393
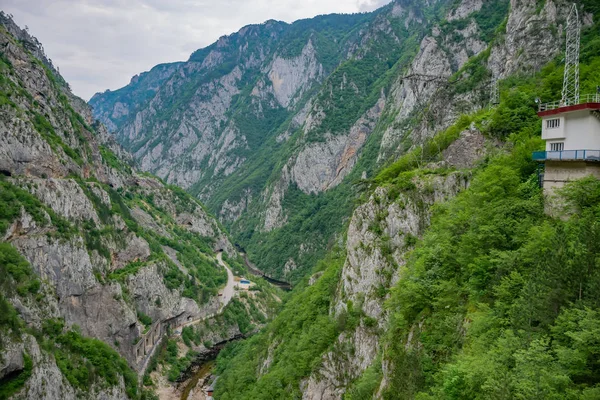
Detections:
239,251,292,291
176,335,246,400
141,252,236,382
156,251,268,399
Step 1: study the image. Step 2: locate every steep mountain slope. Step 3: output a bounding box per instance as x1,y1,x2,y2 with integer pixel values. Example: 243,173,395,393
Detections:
210,0,600,399
3,0,598,399
88,62,183,133
89,12,372,193
89,0,457,281
91,0,581,285
0,14,274,400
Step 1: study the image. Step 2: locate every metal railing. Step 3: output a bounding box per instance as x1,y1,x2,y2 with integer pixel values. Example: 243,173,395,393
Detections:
539,94,600,112
532,150,600,161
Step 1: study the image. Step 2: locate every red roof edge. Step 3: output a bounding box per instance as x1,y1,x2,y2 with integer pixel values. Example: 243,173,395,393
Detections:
538,103,600,117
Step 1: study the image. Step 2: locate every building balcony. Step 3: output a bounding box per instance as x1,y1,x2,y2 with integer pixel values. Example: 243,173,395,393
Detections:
538,94,600,112
533,150,600,162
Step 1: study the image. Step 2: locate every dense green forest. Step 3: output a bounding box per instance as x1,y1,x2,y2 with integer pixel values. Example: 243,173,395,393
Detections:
379,18,600,398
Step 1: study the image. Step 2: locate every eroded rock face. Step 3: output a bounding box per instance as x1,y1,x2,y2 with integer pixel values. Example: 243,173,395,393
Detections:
0,115,68,178
379,34,454,158
302,326,380,400
90,63,182,133
127,65,244,189
3,183,234,369
220,189,252,223
11,334,131,400
176,212,216,237
266,41,323,108
207,124,247,177
13,235,97,300
126,262,207,323
263,165,290,232
0,341,25,380
447,0,483,21
8,226,138,355
488,0,585,79
105,35,326,196
113,233,151,269
393,36,452,123
259,93,385,230
339,174,469,317
131,206,171,237
291,96,385,195
380,9,490,157
0,16,240,399
381,0,573,161
444,20,487,71
441,128,487,169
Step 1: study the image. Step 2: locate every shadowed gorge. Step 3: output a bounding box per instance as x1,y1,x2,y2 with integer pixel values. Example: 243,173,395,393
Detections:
2,0,600,398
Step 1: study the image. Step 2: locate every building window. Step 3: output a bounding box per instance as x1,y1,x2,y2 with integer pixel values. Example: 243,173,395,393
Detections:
546,118,560,129
550,142,564,152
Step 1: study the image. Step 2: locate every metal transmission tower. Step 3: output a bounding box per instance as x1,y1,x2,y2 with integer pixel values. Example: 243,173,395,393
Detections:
490,76,499,106
562,4,581,106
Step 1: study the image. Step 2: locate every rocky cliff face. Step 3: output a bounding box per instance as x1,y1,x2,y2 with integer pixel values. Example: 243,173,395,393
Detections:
0,14,251,399
90,62,183,133
89,18,332,195
300,2,595,395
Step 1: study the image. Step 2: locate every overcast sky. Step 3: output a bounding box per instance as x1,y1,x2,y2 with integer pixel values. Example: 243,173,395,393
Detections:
2,0,391,100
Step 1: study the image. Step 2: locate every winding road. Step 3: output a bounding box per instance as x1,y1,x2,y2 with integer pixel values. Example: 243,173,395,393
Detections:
177,251,235,331
216,251,235,310
138,252,237,377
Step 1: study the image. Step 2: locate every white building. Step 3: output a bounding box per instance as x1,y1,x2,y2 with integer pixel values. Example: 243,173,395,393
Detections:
535,94,600,190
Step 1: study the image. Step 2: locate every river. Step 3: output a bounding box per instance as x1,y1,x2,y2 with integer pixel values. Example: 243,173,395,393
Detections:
180,361,215,400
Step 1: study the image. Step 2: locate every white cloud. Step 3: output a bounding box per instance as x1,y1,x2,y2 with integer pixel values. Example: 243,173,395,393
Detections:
2,0,392,100
357,0,392,12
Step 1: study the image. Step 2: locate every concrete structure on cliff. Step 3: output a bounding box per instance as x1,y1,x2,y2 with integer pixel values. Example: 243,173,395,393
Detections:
533,4,600,191
535,96,600,190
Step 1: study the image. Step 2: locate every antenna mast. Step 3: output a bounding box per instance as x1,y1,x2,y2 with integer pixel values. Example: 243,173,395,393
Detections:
562,4,581,106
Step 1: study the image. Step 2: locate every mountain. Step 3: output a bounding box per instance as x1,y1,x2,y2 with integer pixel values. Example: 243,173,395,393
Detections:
10,0,600,398
210,0,600,398
0,13,277,400
90,0,489,282
90,0,586,286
